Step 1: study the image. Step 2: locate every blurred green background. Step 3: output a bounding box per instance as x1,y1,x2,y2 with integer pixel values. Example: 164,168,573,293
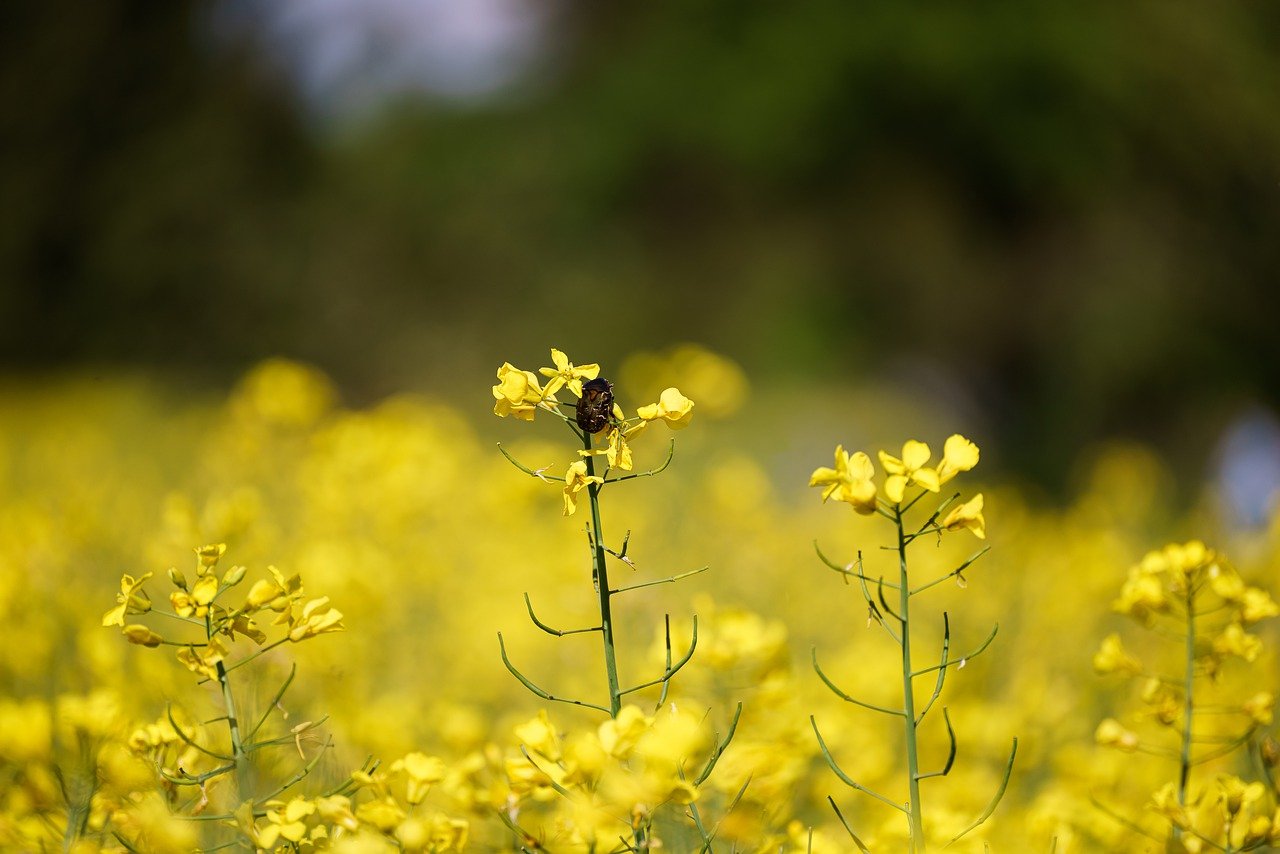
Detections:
3,0,1279,497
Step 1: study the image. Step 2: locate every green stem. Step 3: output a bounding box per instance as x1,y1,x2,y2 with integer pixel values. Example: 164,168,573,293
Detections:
583,430,645,849
212,617,250,803
896,507,926,853
583,433,622,719
1176,582,1196,843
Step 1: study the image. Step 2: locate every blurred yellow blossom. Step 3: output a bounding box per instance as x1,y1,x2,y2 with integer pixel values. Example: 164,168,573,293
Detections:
514,710,562,761
1242,691,1274,725
288,596,345,641
122,624,164,647
599,705,653,759
102,572,152,627
1095,718,1140,752
392,752,447,805
1212,621,1261,662
1092,633,1142,676
194,542,226,572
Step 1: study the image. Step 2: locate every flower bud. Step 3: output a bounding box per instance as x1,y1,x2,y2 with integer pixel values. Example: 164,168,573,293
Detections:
123,624,164,648
168,567,188,590
223,565,247,587
1260,735,1280,769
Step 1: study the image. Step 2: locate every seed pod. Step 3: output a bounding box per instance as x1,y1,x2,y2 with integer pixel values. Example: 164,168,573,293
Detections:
576,378,615,434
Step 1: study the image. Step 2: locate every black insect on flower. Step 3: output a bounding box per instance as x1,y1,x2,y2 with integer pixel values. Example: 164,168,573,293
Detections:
576,378,615,434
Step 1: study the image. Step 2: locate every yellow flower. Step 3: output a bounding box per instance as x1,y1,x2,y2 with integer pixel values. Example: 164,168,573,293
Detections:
245,564,303,615
636,387,695,430
194,543,226,573
175,636,228,680
809,445,877,514
102,572,153,627
1213,621,1262,662
493,362,551,421
1095,718,1140,752
1113,566,1168,621
392,752,448,805
288,597,345,641
579,427,633,471
878,440,940,503
122,624,164,648
356,796,407,832
1218,775,1266,819
598,705,652,759
936,434,980,484
1241,587,1279,624
1243,692,1274,726
1092,633,1142,676
256,797,315,847
539,348,600,399
1149,781,1191,829
396,812,469,852
514,710,562,761
170,573,218,619
562,460,603,516
941,493,985,539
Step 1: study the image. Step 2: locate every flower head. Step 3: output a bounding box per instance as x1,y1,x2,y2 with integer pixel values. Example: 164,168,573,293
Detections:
102,573,153,627
539,348,600,399
878,440,940,503
636,388,695,430
809,446,877,514
941,493,986,539
494,363,551,421
936,434,980,484
563,460,604,516
579,427,633,471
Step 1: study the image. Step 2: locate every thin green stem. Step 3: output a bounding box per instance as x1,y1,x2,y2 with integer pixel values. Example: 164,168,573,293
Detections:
1176,582,1196,843
584,432,622,718
896,506,926,852
208,612,248,804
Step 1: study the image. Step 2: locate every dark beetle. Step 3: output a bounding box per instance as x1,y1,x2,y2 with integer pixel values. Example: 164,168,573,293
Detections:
576,378,615,434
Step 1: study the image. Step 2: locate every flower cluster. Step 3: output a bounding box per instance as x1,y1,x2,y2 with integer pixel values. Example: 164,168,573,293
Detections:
809,434,984,536
501,704,718,849
1096,540,1280,851
493,348,694,515
808,433,1011,851
103,543,345,679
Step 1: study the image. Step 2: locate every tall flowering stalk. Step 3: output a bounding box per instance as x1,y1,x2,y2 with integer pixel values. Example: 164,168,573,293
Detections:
808,436,1016,852
102,544,379,849
492,349,737,850
1095,541,1280,851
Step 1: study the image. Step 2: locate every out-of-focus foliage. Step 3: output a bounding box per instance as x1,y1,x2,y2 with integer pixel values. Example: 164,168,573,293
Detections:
2,356,1278,850
3,1,1279,490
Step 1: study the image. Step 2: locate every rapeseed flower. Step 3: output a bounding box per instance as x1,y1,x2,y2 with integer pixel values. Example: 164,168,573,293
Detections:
539,348,600,399
878,440,941,503
561,460,602,516
809,445,877,513
942,493,986,538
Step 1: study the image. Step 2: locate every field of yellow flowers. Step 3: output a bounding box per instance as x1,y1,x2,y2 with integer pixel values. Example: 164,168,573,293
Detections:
2,348,1278,853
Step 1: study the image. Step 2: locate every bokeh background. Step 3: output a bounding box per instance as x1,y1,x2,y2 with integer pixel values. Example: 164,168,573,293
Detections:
5,0,1280,497
4,3,1280,850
